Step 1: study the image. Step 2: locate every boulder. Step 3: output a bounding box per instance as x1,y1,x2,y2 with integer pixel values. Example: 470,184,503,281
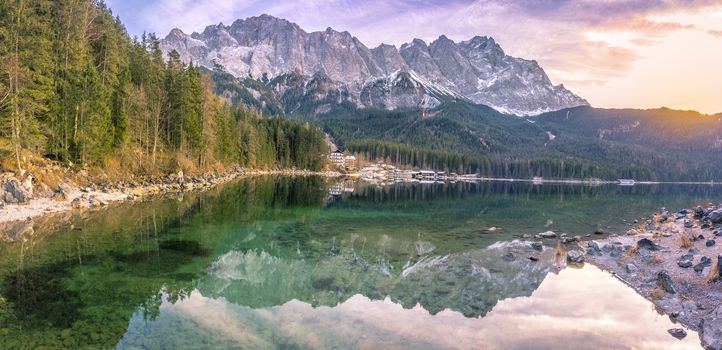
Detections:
566,250,585,264
2,177,33,203
708,210,722,224
708,240,717,247
657,270,676,294
695,206,706,218
626,263,638,274
586,241,602,256
607,243,623,257
637,238,660,251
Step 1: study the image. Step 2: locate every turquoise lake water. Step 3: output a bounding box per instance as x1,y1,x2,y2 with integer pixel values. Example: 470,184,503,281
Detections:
1,176,720,349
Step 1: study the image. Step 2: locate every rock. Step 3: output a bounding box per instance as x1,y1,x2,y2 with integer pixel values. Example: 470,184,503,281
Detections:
537,231,557,239
708,210,722,224
684,219,693,228
660,210,670,222
2,177,33,203
695,256,712,273
594,227,606,235
637,238,660,251
702,306,722,350
528,256,539,262
675,212,687,220
71,198,87,209
607,243,624,257
657,270,676,294
586,241,602,256
677,259,693,268
695,206,705,218
667,328,687,340
626,263,638,274
566,250,585,264
530,242,543,251
708,240,716,247
0,200,4,209
560,234,576,244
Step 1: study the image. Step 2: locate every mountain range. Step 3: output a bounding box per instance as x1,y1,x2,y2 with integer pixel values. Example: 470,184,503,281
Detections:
161,14,588,116
161,15,722,181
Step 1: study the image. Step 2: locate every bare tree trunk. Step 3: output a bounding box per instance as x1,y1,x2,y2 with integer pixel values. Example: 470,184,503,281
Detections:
11,0,26,172
151,88,161,166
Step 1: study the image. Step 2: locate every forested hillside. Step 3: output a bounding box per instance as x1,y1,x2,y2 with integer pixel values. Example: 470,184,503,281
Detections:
319,103,722,181
0,0,327,176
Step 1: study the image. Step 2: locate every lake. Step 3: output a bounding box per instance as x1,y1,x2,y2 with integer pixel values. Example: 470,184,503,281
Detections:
1,176,720,349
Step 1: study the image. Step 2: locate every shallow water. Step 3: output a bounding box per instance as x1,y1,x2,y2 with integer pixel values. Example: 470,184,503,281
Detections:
1,177,719,349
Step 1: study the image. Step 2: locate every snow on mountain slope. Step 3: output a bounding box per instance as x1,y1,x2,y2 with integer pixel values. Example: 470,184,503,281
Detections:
161,15,589,116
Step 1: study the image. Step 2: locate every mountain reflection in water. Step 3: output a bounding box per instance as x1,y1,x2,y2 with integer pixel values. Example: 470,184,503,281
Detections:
116,264,699,350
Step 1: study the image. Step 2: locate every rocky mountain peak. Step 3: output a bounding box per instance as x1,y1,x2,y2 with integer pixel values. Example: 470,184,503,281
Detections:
166,28,187,41
161,15,589,116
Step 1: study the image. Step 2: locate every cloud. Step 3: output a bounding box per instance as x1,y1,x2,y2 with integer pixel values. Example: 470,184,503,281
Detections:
709,29,722,38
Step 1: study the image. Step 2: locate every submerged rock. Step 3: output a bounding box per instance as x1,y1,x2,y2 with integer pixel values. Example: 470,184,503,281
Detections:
537,231,556,239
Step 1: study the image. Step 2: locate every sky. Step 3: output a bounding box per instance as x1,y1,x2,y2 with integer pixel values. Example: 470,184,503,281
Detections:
105,0,722,114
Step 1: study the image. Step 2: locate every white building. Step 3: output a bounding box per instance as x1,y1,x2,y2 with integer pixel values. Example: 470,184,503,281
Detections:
329,150,345,164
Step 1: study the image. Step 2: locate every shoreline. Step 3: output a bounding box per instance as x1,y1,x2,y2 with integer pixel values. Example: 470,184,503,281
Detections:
577,205,722,349
0,168,340,227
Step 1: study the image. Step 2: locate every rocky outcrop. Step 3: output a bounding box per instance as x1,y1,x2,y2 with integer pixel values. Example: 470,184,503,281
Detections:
1,174,33,204
161,15,588,116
